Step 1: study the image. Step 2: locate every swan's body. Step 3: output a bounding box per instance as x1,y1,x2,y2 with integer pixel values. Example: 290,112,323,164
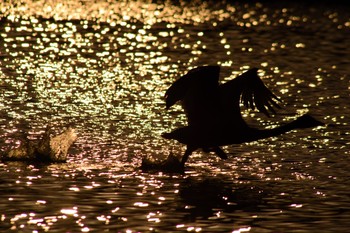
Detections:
162,66,323,165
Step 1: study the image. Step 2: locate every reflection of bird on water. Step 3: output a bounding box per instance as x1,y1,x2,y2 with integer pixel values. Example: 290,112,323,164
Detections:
162,66,324,166
179,177,266,219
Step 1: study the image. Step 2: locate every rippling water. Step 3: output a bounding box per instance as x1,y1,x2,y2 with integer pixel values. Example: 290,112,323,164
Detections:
1,0,349,232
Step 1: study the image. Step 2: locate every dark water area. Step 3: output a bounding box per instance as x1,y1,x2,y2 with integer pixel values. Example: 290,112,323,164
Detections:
0,0,349,232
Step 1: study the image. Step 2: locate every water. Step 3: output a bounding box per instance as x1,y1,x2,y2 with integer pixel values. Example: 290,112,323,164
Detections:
0,0,349,232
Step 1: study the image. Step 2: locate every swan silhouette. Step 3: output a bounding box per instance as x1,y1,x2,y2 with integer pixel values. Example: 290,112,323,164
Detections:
162,66,324,166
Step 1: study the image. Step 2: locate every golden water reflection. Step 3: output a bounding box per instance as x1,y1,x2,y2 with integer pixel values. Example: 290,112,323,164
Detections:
1,0,350,232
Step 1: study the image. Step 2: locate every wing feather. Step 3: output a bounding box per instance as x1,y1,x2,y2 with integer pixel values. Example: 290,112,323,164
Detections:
165,66,281,128
165,66,220,109
221,68,281,117
164,65,221,126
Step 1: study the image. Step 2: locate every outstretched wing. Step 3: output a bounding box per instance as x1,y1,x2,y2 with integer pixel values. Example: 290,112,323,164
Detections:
220,68,281,118
164,65,221,126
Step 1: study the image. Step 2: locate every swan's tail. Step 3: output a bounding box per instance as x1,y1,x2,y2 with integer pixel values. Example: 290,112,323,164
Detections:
161,132,174,140
243,114,324,143
293,114,324,128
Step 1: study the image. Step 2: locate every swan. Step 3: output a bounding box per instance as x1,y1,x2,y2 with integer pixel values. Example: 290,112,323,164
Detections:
162,65,324,166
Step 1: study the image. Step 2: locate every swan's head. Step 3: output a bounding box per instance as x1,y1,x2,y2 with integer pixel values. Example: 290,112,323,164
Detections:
165,76,188,109
162,127,199,145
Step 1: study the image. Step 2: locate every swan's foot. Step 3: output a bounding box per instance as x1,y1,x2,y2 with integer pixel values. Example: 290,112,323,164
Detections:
181,146,196,166
203,147,228,160
212,147,228,160
141,153,184,173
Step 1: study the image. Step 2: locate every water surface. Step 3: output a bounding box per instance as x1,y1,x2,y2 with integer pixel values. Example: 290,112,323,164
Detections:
1,0,349,232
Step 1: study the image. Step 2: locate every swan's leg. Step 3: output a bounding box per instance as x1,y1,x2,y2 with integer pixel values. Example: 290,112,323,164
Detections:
202,147,228,159
181,146,196,166
212,147,228,160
